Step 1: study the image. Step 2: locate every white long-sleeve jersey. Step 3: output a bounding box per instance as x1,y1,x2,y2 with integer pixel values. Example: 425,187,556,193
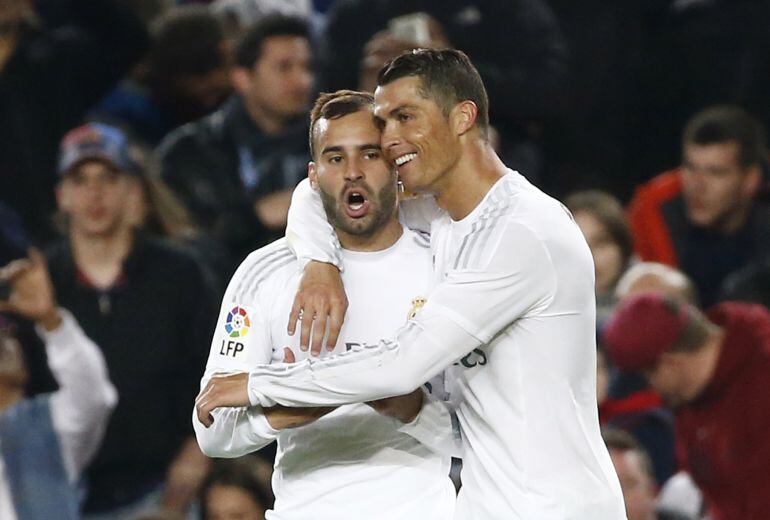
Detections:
245,172,626,519
194,230,456,520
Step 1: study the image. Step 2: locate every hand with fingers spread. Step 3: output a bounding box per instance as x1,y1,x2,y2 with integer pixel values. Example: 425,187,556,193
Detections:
287,261,348,356
195,372,251,428
0,248,61,331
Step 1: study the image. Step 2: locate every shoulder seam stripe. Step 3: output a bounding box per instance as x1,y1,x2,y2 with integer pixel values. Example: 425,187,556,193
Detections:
234,249,293,300
242,255,296,300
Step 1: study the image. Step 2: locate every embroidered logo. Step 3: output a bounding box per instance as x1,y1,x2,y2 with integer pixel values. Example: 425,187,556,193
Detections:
225,306,251,338
407,297,427,320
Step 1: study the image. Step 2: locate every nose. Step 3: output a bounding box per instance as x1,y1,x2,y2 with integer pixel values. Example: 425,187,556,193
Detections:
344,157,364,182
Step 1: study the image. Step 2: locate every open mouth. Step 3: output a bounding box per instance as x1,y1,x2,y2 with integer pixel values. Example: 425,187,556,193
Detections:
344,189,370,218
394,153,417,167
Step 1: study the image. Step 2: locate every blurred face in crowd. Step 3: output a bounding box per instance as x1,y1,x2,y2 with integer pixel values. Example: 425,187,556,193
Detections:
645,352,703,408
235,34,313,125
310,109,398,246
574,210,625,295
375,76,464,194
681,140,761,233
172,67,232,118
205,484,265,520
57,161,140,238
0,331,27,392
609,448,657,520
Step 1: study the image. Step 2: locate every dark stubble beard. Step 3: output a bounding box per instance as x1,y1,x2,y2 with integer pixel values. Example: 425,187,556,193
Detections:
319,179,398,239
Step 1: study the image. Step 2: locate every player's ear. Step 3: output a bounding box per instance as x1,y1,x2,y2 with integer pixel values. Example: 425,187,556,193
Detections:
451,100,478,137
308,162,319,190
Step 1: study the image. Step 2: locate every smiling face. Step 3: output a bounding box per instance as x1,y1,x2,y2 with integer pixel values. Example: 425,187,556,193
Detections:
309,108,398,248
374,76,461,194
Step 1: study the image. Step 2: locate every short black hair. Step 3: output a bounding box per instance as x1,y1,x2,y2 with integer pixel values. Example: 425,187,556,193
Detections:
377,48,489,137
235,14,310,69
309,90,374,159
683,105,768,169
149,6,226,79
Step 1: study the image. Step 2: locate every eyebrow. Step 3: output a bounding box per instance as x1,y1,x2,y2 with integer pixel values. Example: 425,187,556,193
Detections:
389,104,419,117
321,143,381,155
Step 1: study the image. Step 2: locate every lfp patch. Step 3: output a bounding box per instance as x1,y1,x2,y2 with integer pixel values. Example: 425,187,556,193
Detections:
225,306,251,338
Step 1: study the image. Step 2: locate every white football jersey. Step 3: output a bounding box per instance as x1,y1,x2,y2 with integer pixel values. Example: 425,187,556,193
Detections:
246,173,626,519
195,230,456,520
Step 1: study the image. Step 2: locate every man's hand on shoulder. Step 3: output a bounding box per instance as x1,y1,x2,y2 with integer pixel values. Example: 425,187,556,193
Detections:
287,261,347,356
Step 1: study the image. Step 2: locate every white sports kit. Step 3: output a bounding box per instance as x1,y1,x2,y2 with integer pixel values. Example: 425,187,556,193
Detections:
195,230,457,520
244,171,626,519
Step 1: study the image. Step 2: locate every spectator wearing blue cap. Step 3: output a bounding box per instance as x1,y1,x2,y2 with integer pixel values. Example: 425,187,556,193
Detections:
48,123,218,519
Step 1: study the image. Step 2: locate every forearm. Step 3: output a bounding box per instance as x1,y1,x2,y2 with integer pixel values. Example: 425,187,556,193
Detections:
399,389,462,458
194,403,277,458
46,309,118,480
247,312,477,408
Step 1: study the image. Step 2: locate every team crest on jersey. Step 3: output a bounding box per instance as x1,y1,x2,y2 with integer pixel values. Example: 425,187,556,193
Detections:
225,306,251,338
407,297,427,320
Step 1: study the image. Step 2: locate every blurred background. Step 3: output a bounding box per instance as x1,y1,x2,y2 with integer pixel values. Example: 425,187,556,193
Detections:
1,0,769,519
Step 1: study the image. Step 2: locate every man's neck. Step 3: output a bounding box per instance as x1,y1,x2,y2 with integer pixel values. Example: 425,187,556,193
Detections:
0,386,23,413
433,141,508,221
338,219,404,253
242,96,288,136
70,227,134,289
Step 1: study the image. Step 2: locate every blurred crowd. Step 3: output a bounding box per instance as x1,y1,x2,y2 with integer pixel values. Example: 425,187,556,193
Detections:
1,0,769,519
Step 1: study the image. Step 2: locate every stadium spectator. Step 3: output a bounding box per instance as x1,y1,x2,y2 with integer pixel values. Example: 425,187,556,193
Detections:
0,0,148,244
47,123,217,519
124,152,230,294
0,247,116,520
628,106,770,307
318,0,569,183
566,189,634,324
201,458,272,520
157,14,314,275
604,293,770,519
93,6,232,147
603,429,693,520
600,262,701,486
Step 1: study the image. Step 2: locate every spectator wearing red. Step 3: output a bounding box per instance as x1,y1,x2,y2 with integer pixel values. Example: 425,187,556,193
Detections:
627,106,770,307
604,293,770,520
